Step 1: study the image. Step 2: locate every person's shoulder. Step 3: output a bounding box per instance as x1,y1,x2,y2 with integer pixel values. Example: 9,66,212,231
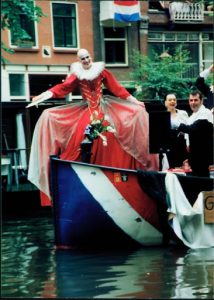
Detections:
91,62,105,77
201,105,212,113
70,62,82,74
199,105,213,123
93,62,105,74
177,109,188,116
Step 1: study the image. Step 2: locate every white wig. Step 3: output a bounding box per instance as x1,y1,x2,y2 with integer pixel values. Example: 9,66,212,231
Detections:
77,49,90,59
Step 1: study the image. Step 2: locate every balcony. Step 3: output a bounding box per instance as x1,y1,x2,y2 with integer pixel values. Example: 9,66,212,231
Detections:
169,2,204,23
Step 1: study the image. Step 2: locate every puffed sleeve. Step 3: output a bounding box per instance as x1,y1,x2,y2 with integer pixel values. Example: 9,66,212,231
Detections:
49,74,79,98
102,69,131,99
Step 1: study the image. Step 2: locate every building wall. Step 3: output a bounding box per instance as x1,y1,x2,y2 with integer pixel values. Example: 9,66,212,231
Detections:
2,0,94,66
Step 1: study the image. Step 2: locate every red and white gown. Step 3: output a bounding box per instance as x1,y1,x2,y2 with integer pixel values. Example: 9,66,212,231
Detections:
28,62,159,205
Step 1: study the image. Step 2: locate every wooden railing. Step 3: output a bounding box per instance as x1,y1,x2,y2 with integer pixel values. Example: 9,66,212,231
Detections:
169,2,204,22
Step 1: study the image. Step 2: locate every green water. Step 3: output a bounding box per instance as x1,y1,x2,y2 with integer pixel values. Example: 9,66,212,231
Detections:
1,216,214,298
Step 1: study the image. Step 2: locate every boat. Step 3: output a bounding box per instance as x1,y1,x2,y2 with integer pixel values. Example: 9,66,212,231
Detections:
49,156,214,250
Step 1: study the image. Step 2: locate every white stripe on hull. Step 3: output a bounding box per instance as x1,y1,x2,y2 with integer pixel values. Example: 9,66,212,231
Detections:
72,164,162,246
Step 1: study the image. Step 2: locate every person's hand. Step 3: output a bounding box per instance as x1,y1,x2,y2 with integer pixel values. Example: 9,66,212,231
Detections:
182,159,192,172
32,94,43,102
26,91,53,108
208,64,214,72
32,91,53,102
126,95,145,108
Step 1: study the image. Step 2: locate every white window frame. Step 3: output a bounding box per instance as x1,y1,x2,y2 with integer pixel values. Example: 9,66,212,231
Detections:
103,26,128,67
2,64,80,102
148,31,213,73
51,1,79,51
8,1,39,49
199,33,213,71
8,72,29,101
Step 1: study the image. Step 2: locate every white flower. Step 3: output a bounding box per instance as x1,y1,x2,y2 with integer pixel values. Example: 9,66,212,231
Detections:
98,134,108,146
107,126,116,133
104,114,110,121
91,119,101,125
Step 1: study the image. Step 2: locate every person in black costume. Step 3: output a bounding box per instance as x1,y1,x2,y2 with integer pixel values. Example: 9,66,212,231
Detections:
195,64,214,110
177,91,213,177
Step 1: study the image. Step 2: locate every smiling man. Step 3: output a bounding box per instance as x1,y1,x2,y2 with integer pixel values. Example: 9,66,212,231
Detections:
177,90,213,177
77,49,92,69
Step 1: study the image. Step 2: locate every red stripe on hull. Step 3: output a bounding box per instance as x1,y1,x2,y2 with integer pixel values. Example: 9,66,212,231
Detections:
104,170,161,230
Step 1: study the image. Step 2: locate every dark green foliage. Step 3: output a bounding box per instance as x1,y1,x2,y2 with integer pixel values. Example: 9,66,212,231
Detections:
1,0,46,62
130,47,195,101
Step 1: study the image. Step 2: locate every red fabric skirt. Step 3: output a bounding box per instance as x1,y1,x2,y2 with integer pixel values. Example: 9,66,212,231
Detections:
28,96,159,206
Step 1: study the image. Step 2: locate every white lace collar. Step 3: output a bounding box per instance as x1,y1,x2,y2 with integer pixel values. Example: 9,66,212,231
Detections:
71,62,105,81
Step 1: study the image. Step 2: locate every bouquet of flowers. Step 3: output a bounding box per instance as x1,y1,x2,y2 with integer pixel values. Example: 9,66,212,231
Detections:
84,111,116,146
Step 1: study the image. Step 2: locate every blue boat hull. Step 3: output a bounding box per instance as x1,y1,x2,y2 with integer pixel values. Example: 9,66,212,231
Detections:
50,157,165,249
50,157,214,249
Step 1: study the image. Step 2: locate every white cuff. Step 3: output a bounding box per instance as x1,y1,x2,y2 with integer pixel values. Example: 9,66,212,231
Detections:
200,68,210,79
40,91,53,101
26,91,53,108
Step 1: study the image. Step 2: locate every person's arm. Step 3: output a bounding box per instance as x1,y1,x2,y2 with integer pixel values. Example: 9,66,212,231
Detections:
27,74,79,108
178,119,213,134
102,69,130,99
48,73,79,98
102,69,144,106
195,64,213,97
26,90,54,108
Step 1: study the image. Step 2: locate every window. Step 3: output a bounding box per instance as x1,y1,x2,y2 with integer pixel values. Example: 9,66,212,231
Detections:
148,32,202,78
148,32,162,40
29,74,81,102
148,1,166,11
52,2,77,48
10,10,36,47
29,74,67,99
201,33,213,69
103,27,128,66
9,74,25,97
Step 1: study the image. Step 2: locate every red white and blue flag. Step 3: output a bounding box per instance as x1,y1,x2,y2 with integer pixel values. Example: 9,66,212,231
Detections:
100,1,141,23
114,0,141,22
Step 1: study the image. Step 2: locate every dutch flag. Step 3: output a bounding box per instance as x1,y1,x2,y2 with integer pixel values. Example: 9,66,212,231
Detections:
114,0,141,22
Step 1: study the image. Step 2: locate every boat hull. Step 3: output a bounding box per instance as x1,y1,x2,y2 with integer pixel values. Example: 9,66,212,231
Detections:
50,157,164,249
50,157,214,249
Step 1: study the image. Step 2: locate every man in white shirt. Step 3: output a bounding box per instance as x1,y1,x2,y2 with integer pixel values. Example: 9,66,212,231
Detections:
177,90,213,177
195,64,214,110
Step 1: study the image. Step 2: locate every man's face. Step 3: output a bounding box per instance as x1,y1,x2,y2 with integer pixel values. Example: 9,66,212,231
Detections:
79,55,92,70
189,93,203,113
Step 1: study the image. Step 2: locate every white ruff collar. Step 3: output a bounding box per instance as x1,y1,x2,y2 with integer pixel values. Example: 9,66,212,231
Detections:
71,62,105,81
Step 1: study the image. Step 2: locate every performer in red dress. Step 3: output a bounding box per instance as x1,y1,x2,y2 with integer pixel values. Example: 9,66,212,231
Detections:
27,49,159,205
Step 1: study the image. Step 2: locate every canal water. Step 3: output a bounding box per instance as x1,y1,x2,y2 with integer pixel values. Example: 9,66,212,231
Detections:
2,214,214,299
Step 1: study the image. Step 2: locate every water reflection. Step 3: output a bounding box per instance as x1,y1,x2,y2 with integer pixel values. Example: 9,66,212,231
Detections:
2,217,56,298
2,216,214,298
